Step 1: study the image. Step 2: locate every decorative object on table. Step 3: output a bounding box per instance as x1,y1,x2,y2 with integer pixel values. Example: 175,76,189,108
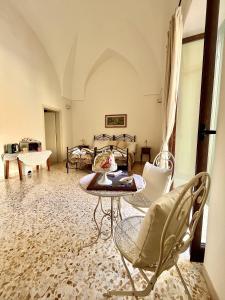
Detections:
141,146,151,163
119,176,133,184
4,143,19,154
108,170,123,177
144,139,148,147
87,172,137,192
105,114,127,128
92,151,117,185
19,138,42,152
94,146,129,172
104,172,210,299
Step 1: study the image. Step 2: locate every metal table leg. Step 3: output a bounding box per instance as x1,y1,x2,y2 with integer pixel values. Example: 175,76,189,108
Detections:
84,196,122,247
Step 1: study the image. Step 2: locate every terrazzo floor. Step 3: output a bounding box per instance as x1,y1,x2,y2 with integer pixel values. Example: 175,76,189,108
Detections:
0,165,210,299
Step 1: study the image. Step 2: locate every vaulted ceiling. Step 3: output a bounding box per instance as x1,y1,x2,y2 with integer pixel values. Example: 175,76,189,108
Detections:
10,0,221,101
10,0,181,100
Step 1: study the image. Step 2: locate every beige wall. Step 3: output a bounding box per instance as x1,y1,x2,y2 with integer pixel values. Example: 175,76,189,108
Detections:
0,1,72,178
72,55,162,160
204,30,225,299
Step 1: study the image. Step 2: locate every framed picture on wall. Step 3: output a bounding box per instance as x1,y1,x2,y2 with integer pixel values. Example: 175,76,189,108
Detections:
105,114,127,128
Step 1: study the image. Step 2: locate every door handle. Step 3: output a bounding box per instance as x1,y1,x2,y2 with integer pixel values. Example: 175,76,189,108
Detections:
199,124,216,141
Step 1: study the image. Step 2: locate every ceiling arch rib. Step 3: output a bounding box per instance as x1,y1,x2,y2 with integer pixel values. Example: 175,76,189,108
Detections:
83,48,139,97
63,19,162,101
10,0,184,101
10,0,199,101
62,37,77,100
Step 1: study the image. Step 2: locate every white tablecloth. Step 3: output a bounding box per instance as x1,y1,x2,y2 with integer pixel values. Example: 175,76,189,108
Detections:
2,153,18,161
17,150,52,166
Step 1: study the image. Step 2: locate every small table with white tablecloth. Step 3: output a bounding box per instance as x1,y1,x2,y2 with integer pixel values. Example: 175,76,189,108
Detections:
2,150,52,180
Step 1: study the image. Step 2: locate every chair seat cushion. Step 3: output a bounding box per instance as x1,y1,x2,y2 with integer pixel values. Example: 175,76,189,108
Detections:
123,193,154,208
113,216,159,271
114,216,144,264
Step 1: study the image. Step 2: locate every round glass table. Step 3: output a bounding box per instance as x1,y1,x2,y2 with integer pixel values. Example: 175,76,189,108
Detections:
79,173,146,245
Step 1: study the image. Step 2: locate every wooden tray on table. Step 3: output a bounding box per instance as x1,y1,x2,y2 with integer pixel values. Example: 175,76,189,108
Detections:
87,172,137,191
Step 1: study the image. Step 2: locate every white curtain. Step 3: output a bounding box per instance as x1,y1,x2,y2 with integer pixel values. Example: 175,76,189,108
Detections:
162,7,183,154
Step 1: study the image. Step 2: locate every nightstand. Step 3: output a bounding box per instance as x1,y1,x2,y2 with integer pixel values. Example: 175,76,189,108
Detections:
141,147,151,163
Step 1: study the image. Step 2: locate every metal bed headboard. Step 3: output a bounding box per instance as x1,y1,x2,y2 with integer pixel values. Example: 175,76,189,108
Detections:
94,134,136,142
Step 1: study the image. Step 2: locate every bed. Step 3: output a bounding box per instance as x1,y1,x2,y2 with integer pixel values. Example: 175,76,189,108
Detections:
66,134,136,173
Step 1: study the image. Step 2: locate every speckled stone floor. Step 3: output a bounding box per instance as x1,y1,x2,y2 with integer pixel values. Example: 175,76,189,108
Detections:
0,165,210,299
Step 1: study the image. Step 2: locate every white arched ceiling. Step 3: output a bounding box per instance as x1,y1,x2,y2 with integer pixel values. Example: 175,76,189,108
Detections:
66,18,162,100
83,48,139,97
62,37,77,100
10,0,182,101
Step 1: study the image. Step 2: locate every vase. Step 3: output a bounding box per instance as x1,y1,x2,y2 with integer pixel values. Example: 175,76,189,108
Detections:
97,172,112,185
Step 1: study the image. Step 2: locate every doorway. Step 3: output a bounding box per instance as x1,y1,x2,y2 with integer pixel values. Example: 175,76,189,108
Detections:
44,108,61,164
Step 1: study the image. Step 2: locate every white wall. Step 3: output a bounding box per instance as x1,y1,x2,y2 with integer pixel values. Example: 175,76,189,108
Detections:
204,33,225,299
0,1,72,178
72,55,162,160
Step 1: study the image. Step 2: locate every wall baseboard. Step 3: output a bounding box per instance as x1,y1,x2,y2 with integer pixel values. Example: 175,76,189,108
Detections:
202,266,219,300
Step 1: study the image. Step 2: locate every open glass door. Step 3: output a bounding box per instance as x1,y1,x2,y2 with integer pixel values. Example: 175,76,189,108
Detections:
174,38,204,188
202,21,225,244
175,0,221,261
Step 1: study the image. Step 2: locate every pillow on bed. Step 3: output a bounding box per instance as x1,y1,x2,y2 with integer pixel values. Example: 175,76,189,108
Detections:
72,149,81,155
108,140,118,147
127,142,136,153
113,151,123,157
93,140,109,149
117,140,127,149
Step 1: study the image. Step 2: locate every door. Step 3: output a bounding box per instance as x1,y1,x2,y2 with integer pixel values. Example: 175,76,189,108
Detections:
44,111,58,164
174,0,221,262
190,0,220,262
174,38,204,187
